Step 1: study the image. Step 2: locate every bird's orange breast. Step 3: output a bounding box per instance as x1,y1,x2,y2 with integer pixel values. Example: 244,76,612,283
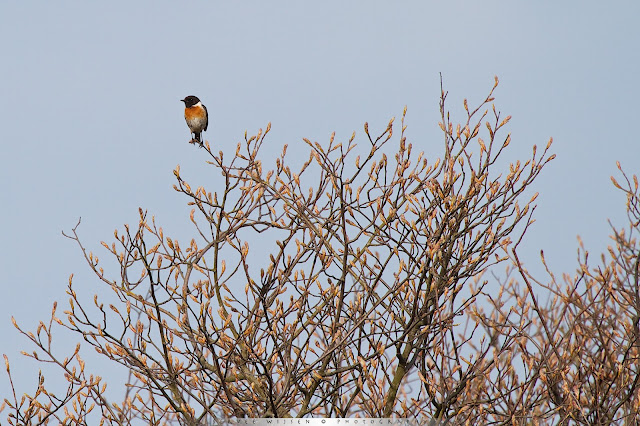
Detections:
184,105,208,133
185,105,205,121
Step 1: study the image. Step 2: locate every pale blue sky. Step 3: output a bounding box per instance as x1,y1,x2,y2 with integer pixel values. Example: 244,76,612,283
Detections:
1,2,639,400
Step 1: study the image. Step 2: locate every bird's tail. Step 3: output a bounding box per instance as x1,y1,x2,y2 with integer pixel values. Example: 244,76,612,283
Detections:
193,132,205,147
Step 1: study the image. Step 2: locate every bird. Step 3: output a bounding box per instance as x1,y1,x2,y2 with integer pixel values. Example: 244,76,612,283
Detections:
181,95,208,146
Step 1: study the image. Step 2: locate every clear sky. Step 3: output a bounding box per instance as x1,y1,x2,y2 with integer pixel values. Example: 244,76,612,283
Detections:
1,2,639,401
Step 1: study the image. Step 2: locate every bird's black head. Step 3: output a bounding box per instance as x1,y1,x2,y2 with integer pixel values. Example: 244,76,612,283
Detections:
181,95,201,108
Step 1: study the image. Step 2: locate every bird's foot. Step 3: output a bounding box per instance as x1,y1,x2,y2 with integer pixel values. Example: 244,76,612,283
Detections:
188,138,204,148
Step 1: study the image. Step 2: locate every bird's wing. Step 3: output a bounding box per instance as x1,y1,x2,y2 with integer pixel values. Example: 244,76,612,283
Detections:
203,104,209,131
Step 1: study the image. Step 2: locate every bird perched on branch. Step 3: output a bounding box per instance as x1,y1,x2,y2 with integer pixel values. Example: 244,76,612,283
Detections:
181,95,208,146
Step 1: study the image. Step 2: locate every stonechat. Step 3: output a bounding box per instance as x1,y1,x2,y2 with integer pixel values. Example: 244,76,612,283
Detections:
181,95,208,146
